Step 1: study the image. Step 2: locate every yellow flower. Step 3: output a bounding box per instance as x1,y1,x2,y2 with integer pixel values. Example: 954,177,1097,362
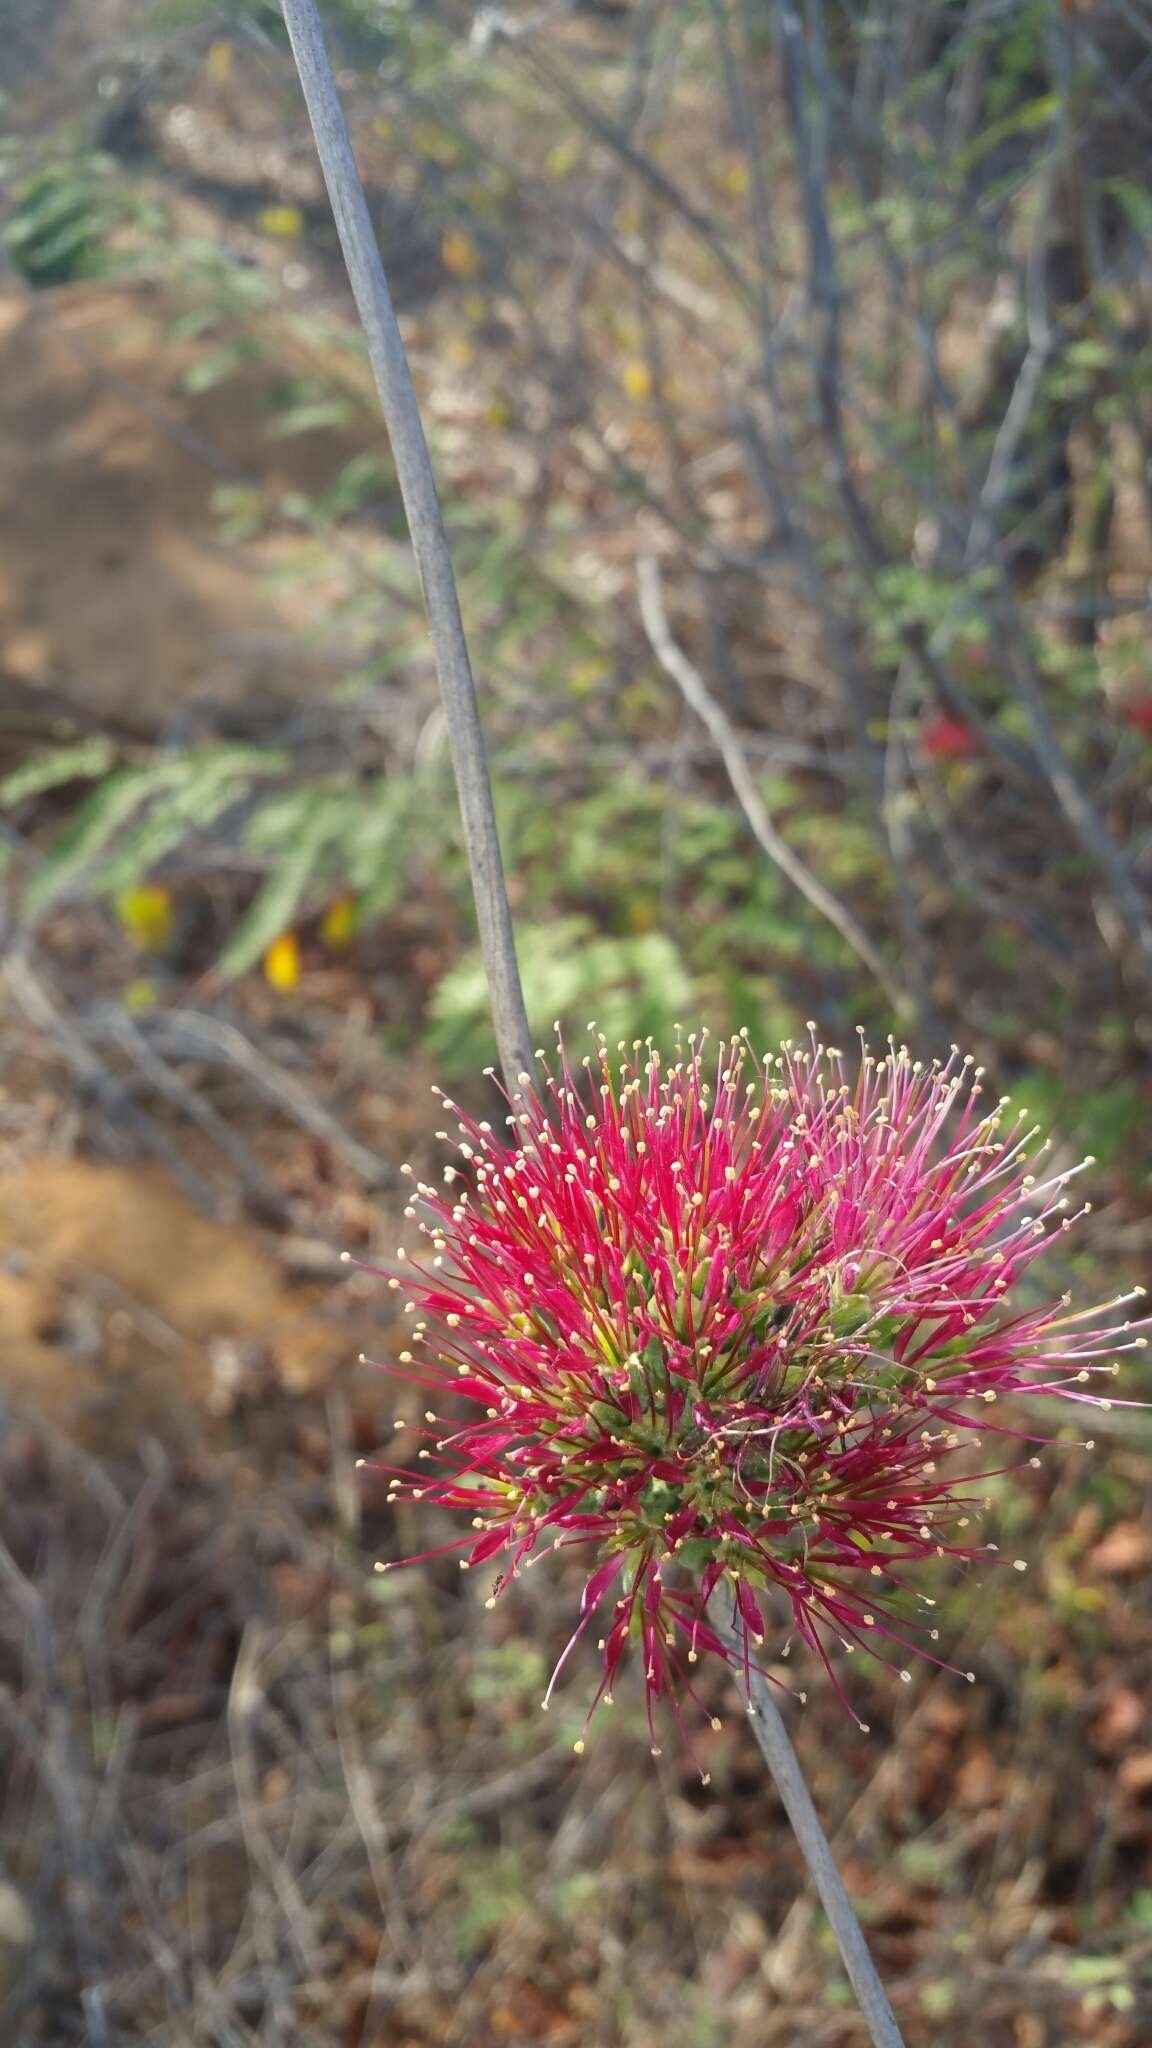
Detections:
622,360,653,402
259,205,304,240
545,139,581,179
412,123,460,167
264,931,301,991
117,885,172,952
441,229,479,279
320,895,358,949
567,658,610,695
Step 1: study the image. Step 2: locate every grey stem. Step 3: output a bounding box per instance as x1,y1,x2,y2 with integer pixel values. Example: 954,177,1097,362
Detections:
280,0,534,1098
718,1596,906,2048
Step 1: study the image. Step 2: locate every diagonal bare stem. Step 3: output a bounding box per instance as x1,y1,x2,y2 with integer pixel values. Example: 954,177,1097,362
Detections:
717,1594,906,2048
280,0,533,1098
638,555,905,1014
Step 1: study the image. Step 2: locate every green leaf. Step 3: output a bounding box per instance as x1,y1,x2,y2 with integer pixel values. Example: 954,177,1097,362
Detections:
16,218,101,278
218,789,343,978
181,340,257,394
1064,1956,1128,1988
24,763,187,917
1108,178,1152,243
90,750,283,894
0,737,117,807
953,93,1059,177
428,917,695,1072
269,396,354,438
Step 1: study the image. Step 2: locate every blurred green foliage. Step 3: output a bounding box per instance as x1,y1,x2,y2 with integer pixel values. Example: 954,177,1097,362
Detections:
3,154,124,284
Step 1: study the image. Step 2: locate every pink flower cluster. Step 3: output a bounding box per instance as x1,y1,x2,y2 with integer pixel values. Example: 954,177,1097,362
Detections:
366,1030,1144,1765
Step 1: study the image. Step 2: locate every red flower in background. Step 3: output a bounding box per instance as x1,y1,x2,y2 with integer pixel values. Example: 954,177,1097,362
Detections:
363,1032,1144,1771
919,714,980,762
1123,697,1152,737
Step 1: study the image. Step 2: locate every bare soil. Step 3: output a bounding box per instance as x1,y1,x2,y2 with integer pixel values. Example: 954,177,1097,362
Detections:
0,281,368,727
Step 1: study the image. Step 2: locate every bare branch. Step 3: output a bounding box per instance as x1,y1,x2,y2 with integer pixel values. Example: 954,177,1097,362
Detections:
3,955,222,1214
637,555,905,1015
96,1007,395,1189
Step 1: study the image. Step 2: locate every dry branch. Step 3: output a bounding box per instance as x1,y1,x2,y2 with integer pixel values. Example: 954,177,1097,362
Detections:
637,554,905,1015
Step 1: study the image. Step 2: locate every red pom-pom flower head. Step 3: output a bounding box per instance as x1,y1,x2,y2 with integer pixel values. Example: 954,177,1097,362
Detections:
366,1031,1145,1766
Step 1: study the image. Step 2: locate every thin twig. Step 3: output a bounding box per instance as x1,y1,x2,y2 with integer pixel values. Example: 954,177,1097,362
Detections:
330,1651,416,1983
0,1540,115,2048
965,142,1059,576
227,1623,323,1978
515,37,754,304
95,1006,394,1189
279,0,533,1098
717,1596,906,2048
4,954,222,1214
637,554,905,1014
776,0,875,571
101,1009,295,1220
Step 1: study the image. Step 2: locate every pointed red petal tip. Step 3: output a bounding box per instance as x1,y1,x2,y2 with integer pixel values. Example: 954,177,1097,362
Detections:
369,1026,1143,1766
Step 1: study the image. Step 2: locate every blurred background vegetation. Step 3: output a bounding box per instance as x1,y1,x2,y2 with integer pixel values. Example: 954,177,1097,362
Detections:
0,2,1150,2044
